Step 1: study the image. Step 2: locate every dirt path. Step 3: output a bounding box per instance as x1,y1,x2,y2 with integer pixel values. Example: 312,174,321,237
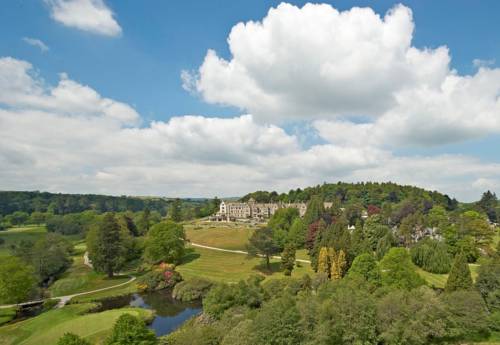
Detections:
189,241,311,263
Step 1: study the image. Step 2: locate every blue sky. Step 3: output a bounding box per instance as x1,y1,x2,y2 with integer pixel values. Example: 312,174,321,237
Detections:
0,0,499,200
2,1,499,122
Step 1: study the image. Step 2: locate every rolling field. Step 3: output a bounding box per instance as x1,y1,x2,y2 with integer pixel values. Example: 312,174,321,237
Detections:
185,222,256,250
0,303,152,345
177,245,313,283
0,226,46,258
48,254,131,297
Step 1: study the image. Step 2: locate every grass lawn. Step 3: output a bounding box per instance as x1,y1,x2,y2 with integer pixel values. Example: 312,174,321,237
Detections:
0,226,46,258
48,254,131,297
0,308,17,327
416,264,480,289
0,303,152,345
185,222,255,250
177,245,313,283
70,281,139,303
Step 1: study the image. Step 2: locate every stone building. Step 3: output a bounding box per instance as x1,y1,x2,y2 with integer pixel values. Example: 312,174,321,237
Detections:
213,198,313,221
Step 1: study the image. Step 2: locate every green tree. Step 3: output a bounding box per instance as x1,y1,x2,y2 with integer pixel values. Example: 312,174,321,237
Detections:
248,295,303,345
375,232,395,260
247,227,280,269
303,196,324,226
87,213,126,278
441,290,490,340
105,313,157,345
6,211,29,226
445,251,473,293
281,244,296,276
363,215,391,250
57,333,91,345
0,256,35,304
475,258,500,311
347,253,381,284
30,211,47,225
287,218,307,248
169,198,183,222
477,190,498,223
136,209,151,234
410,238,451,274
29,233,73,283
268,208,299,249
379,248,424,290
144,221,185,264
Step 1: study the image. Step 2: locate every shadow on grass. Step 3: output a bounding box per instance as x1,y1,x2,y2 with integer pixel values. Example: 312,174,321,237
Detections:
253,261,282,275
180,248,201,264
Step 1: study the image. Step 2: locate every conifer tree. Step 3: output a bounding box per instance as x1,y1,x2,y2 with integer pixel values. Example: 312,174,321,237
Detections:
330,249,347,280
281,244,296,276
317,247,330,275
445,251,473,293
86,213,125,278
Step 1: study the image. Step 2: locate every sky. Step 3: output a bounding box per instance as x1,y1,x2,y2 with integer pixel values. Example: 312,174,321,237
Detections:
0,0,499,201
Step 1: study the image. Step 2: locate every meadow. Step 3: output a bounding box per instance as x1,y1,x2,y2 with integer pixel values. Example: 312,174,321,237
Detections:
0,303,152,345
0,226,46,258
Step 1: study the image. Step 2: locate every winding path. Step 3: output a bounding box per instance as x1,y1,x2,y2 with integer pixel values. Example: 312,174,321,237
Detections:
1,241,309,310
188,241,311,264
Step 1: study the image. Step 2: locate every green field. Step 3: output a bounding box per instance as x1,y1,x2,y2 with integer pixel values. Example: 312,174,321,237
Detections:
0,303,152,345
177,245,313,283
416,264,480,289
185,222,256,250
48,254,131,297
0,226,47,258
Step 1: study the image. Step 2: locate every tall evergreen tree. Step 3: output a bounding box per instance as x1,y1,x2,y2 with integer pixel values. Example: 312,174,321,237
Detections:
445,251,473,293
281,244,296,276
303,195,324,226
87,213,126,278
317,247,330,275
169,198,183,222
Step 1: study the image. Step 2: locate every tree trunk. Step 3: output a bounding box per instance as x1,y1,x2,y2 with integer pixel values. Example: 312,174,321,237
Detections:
107,266,113,278
266,255,270,269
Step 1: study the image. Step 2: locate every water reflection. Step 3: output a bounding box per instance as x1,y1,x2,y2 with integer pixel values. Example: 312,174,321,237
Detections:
130,290,202,336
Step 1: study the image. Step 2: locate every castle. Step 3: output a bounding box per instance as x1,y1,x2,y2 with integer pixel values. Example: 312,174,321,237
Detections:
211,198,333,221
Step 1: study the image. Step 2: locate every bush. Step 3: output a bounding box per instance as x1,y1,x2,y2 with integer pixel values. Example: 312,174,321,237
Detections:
43,298,59,311
57,333,91,345
137,264,182,292
105,313,157,345
172,277,213,302
411,238,451,274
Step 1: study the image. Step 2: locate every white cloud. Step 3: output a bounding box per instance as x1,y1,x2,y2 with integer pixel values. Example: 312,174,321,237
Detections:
22,37,49,52
45,0,122,37
185,3,500,148
0,57,138,125
1,56,500,201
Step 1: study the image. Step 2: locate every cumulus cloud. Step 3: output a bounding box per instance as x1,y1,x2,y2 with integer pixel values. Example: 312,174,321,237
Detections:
0,57,139,125
22,37,49,52
185,3,500,147
1,56,499,201
45,0,121,37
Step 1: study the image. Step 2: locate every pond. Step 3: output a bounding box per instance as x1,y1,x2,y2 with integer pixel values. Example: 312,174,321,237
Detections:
97,290,202,336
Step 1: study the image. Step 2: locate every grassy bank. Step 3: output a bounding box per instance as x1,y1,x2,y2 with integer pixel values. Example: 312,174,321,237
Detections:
0,302,152,345
49,253,130,298
177,245,313,283
0,226,46,258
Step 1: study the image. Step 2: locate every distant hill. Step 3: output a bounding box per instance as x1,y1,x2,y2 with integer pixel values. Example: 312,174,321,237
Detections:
0,190,171,216
241,182,458,210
